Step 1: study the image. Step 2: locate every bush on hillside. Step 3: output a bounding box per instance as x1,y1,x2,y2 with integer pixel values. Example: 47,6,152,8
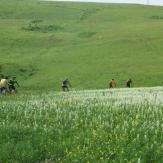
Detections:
80,8,100,21
22,19,63,32
150,15,163,20
78,32,96,38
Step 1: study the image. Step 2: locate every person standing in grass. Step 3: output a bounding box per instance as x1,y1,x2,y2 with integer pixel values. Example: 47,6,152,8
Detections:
109,79,116,88
62,78,71,91
0,76,9,94
9,76,20,93
126,79,132,88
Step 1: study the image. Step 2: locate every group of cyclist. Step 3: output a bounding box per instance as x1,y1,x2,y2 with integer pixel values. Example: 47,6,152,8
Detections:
0,75,132,94
0,75,19,95
62,78,133,92
109,79,132,88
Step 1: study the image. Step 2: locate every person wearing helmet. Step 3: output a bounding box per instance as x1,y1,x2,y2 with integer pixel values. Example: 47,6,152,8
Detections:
126,79,132,88
8,76,20,93
62,78,71,91
0,76,9,94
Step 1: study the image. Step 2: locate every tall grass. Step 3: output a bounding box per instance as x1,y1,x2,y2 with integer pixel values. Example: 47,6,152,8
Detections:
0,87,163,162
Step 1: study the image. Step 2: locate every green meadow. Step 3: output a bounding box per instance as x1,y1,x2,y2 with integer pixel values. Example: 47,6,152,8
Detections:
0,88,163,162
1,0,163,90
1,1,163,162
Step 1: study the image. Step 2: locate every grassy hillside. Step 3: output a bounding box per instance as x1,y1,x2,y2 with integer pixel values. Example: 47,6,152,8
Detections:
1,0,163,90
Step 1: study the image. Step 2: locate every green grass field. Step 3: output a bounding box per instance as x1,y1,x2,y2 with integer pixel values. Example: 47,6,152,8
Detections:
1,1,163,162
0,87,163,162
1,0,163,90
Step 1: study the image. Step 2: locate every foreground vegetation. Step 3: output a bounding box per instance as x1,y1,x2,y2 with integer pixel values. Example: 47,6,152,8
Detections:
1,0,163,90
1,1,163,162
0,87,163,162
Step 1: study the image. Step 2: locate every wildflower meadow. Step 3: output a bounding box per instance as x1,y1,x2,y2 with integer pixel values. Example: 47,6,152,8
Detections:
0,87,163,162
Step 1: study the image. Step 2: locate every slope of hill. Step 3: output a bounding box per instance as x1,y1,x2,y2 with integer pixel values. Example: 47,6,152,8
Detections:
1,0,163,90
